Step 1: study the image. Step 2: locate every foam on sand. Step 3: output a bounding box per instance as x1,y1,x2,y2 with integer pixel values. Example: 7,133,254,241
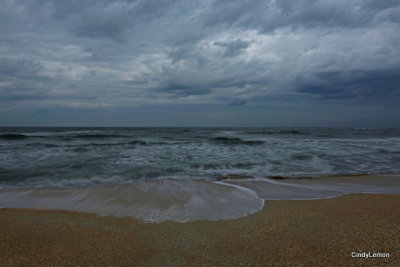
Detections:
0,174,399,222
0,179,264,222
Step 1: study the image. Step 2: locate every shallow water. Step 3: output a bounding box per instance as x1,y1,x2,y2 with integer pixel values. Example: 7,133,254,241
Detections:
0,174,399,222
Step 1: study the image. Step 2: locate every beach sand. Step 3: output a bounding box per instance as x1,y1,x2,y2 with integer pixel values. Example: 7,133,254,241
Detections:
0,194,399,266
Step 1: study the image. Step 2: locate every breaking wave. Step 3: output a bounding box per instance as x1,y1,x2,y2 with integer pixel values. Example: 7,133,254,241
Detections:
212,137,265,145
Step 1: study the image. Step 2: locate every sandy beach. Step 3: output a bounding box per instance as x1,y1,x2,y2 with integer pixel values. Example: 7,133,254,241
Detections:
1,193,399,266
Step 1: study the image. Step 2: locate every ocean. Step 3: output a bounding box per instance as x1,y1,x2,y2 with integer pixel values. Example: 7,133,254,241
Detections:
1,127,400,221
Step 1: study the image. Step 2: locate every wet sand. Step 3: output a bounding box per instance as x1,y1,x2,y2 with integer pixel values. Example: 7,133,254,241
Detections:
0,194,399,266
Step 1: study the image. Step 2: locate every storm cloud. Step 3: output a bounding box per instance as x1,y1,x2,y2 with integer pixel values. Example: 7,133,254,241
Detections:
0,0,399,126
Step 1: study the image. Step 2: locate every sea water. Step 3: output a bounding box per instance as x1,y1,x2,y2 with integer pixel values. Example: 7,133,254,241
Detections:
1,127,399,221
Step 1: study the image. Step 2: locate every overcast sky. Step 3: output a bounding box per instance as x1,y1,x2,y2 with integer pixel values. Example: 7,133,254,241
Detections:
1,0,399,126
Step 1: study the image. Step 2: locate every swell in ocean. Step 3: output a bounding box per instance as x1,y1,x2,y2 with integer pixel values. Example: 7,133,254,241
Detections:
1,127,400,189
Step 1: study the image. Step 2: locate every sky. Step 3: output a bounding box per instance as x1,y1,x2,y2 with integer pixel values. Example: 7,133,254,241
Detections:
0,0,399,127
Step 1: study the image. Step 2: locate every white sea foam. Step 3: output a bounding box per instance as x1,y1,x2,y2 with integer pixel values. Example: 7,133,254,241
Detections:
0,179,265,222
1,174,399,222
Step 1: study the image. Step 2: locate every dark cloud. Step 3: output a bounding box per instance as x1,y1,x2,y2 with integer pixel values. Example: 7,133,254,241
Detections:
156,83,212,97
0,0,400,125
225,98,248,106
76,20,125,41
0,58,49,103
298,68,400,99
363,0,400,10
0,58,43,78
214,39,251,58
205,0,400,33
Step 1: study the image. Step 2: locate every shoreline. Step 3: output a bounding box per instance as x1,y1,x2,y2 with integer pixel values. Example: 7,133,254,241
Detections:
1,193,399,265
1,174,399,222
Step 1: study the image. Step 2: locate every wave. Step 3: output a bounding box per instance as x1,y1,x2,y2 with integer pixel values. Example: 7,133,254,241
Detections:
212,137,265,145
25,143,58,148
72,134,128,139
265,173,380,180
0,133,131,141
72,147,90,153
291,154,313,160
129,140,185,146
244,129,307,135
82,142,127,147
267,175,314,180
278,130,307,135
129,140,148,145
378,148,400,154
316,134,335,138
216,174,255,181
0,180,265,222
0,134,29,140
75,140,163,147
